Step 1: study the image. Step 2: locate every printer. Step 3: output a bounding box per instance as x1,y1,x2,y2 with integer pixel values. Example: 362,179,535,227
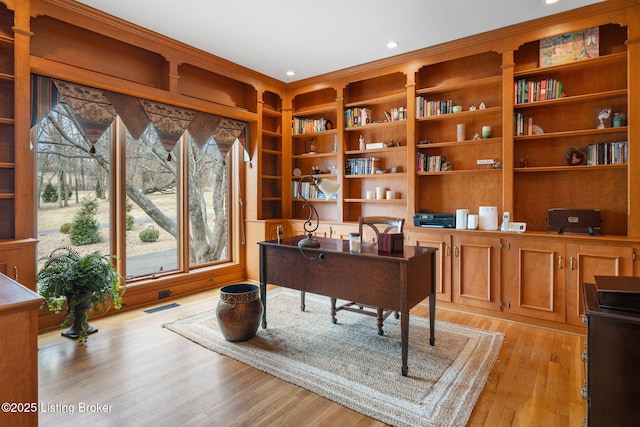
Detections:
413,212,456,228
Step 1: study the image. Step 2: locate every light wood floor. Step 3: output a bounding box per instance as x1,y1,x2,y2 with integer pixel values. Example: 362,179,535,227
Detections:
38,287,586,426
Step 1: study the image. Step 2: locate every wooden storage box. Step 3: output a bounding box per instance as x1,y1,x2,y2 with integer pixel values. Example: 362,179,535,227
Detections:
378,233,404,254
547,208,601,235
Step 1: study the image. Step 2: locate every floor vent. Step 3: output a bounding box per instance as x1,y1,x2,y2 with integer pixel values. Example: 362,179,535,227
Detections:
144,303,181,314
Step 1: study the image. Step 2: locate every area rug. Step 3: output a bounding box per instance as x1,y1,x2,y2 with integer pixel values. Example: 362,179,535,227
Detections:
163,288,503,427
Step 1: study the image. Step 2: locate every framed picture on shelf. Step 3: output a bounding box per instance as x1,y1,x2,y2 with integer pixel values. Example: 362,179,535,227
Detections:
565,147,586,166
539,27,599,67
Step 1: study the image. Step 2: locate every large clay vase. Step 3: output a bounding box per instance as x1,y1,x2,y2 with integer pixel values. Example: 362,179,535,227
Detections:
216,284,263,342
61,296,98,339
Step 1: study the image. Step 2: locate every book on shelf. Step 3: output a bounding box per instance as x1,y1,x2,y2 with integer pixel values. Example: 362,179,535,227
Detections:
345,157,381,175
586,141,628,166
514,78,563,104
416,153,446,172
292,117,329,134
514,113,535,136
415,96,455,118
385,107,406,122
344,108,372,128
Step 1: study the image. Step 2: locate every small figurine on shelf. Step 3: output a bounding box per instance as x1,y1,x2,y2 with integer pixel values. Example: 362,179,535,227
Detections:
359,135,365,150
596,107,612,129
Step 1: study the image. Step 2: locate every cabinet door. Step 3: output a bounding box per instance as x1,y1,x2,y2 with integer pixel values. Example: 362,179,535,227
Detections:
409,230,452,302
0,240,36,290
452,234,500,310
504,238,566,322
565,243,634,326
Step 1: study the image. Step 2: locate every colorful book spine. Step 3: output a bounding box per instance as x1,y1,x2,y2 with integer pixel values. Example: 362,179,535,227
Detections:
344,157,381,175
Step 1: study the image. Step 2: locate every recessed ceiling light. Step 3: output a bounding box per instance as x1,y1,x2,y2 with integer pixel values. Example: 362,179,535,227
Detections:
286,70,295,76
545,0,559,4
387,41,399,49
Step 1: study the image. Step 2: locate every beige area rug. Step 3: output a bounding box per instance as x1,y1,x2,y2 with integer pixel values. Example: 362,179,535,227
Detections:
163,288,503,427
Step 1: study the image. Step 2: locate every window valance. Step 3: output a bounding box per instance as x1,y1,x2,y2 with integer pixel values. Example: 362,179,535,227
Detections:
31,75,248,157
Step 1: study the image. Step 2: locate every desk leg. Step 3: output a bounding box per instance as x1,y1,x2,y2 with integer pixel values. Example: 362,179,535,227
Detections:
401,310,409,377
429,294,435,346
259,245,267,329
429,253,436,346
260,281,267,329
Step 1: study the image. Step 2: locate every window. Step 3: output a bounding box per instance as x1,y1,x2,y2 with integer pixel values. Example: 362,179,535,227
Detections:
32,76,246,281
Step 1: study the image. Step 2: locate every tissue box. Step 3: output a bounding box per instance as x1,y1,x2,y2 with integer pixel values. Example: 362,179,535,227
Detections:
378,233,404,254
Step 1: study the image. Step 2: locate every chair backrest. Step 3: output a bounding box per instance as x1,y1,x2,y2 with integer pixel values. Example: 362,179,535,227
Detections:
358,216,405,242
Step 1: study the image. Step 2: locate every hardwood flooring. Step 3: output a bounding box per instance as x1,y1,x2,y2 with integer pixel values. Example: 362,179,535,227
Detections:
37,287,586,426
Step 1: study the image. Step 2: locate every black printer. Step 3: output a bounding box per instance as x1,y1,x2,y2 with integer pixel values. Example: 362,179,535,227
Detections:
413,212,456,228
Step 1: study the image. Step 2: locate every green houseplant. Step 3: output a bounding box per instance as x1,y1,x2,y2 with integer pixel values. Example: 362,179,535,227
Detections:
38,246,125,344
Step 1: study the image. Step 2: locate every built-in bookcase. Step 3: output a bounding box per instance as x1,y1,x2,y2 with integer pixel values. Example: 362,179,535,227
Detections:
260,91,283,219
0,4,15,240
414,51,504,215
290,87,339,222
343,72,408,221
512,23,628,234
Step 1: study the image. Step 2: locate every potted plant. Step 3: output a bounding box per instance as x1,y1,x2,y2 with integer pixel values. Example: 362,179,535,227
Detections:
38,246,125,344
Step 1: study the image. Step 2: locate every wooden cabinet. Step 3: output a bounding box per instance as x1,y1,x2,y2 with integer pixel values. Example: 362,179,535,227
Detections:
259,91,283,219
0,272,43,427
343,72,408,222
512,24,629,235
502,237,566,322
0,239,36,290
415,52,503,216
408,229,452,302
452,234,501,311
404,229,637,329
565,241,634,326
245,219,288,281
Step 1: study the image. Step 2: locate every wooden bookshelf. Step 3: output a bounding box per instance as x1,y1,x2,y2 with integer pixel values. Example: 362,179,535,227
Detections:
289,88,339,222
0,4,14,241
259,91,283,219
415,51,504,215
343,72,409,221
512,23,629,235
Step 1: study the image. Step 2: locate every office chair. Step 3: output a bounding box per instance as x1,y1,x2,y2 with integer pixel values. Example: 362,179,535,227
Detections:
330,216,405,335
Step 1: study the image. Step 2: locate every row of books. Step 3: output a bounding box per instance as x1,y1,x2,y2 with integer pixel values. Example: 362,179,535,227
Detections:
292,180,337,199
514,112,535,136
386,107,407,122
345,157,381,175
344,108,372,128
514,78,563,104
415,96,456,118
586,141,628,166
292,117,330,134
416,153,446,172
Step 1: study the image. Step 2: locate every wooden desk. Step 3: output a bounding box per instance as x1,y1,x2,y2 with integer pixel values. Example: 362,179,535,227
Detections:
258,236,437,376
0,273,44,427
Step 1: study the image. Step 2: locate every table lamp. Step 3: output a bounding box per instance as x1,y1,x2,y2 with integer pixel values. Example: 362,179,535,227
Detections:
297,175,340,248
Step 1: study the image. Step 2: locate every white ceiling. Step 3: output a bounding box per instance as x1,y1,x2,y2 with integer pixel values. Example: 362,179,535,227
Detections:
75,0,604,83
